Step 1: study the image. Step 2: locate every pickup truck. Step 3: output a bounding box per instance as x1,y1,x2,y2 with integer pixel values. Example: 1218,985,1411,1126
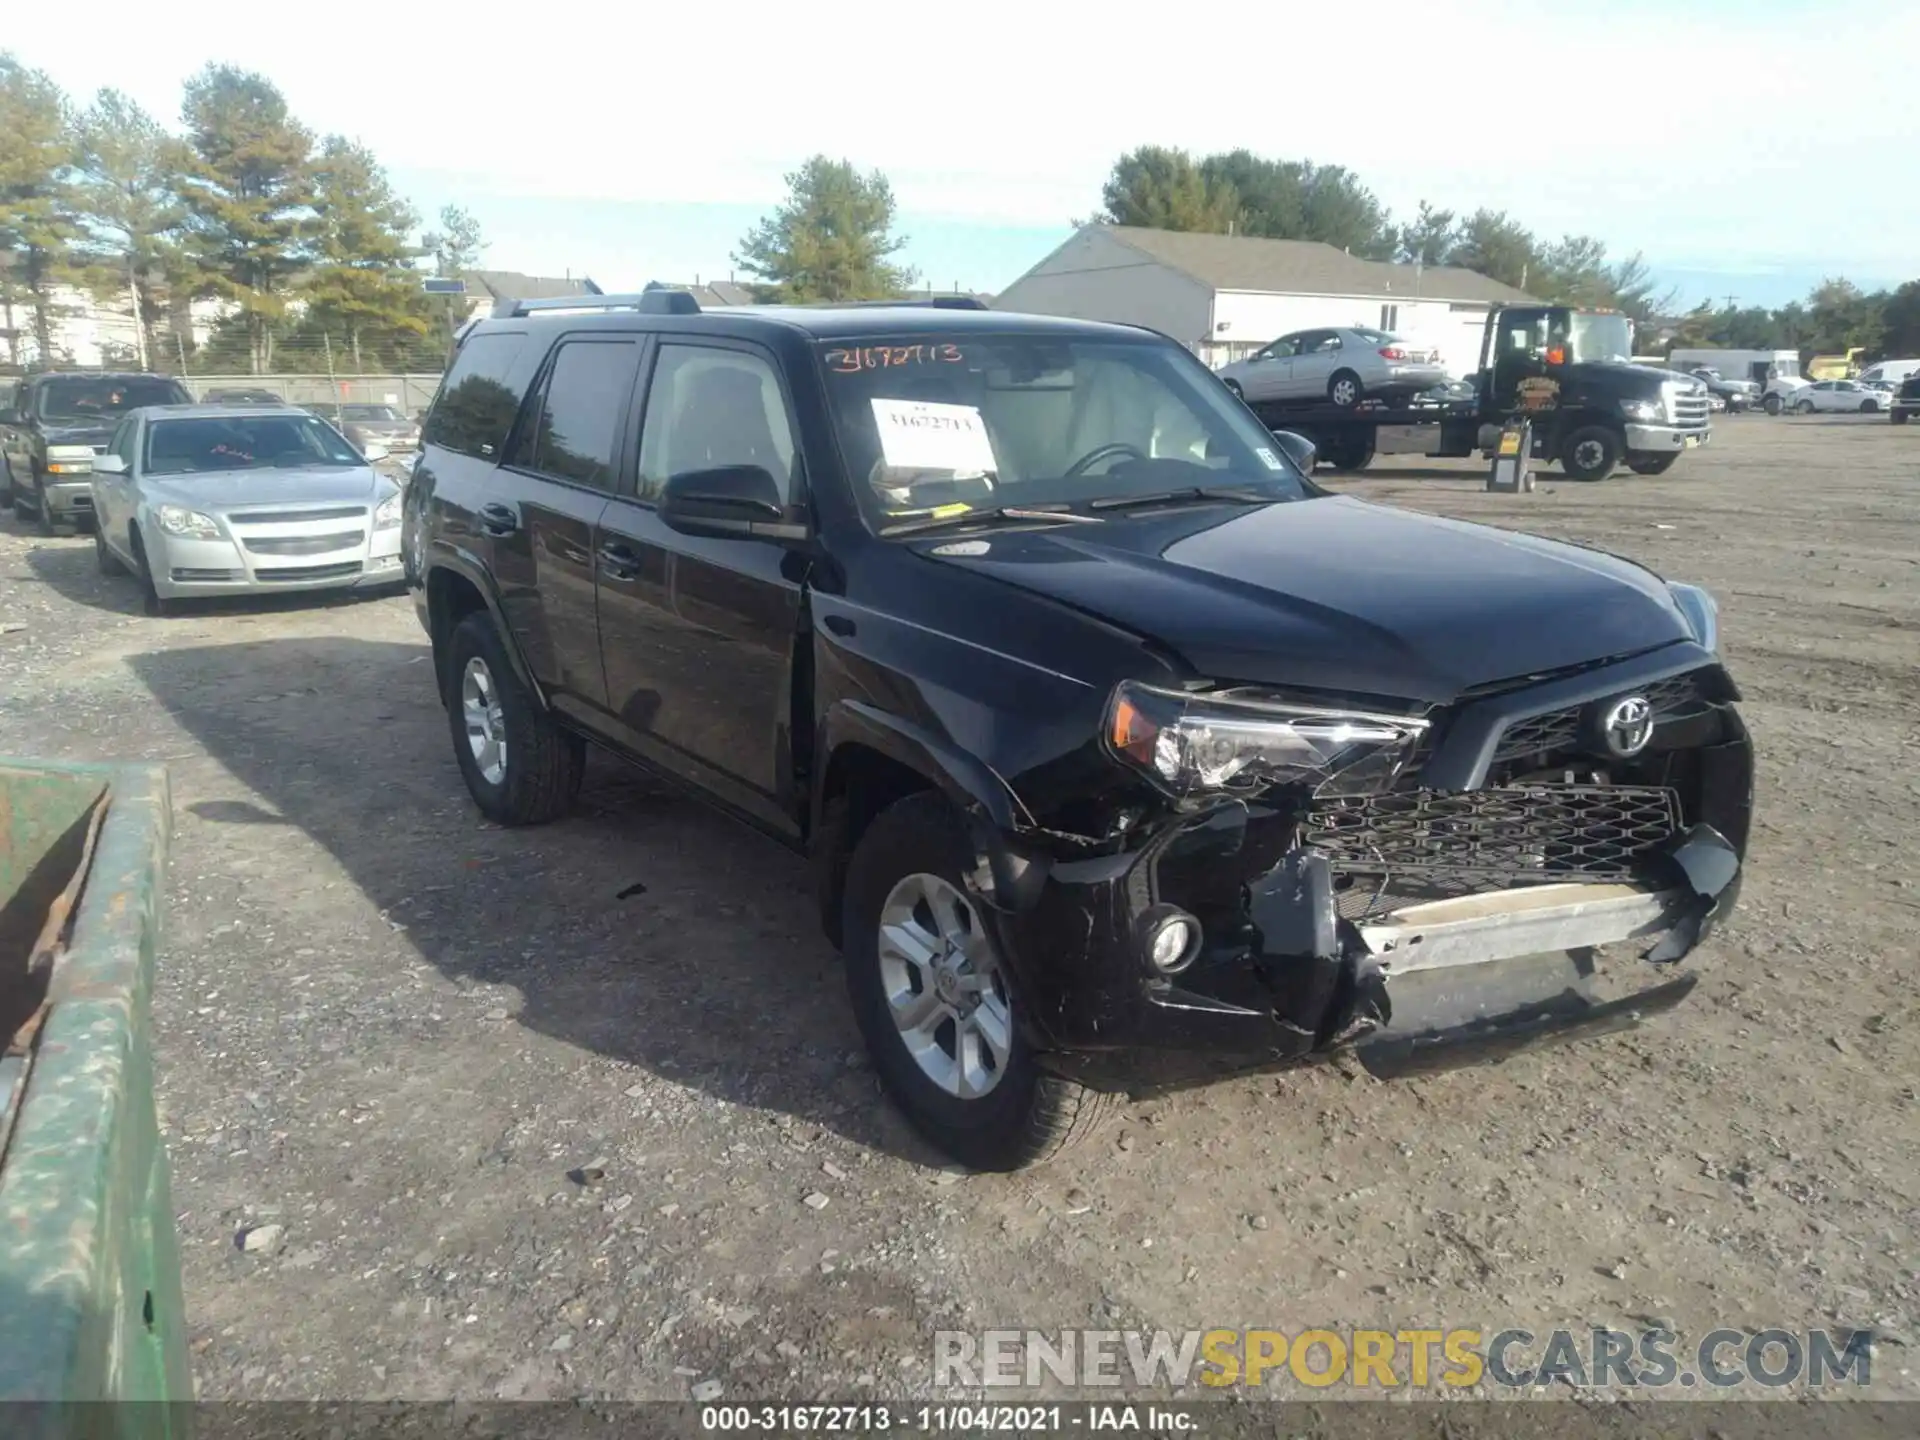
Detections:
1,372,193,535
406,292,1754,1170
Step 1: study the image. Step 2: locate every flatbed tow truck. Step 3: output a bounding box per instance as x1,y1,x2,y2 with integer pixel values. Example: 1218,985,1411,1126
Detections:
1243,304,1713,481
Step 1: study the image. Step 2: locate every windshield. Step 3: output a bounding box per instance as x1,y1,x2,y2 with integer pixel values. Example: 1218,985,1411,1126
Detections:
816,333,1313,531
1567,313,1634,364
37,377,186,423
340,404,401,421
144,414,365,475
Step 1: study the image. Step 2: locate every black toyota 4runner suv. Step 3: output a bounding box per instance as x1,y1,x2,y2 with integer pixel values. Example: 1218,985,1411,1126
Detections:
408,291,1753,1170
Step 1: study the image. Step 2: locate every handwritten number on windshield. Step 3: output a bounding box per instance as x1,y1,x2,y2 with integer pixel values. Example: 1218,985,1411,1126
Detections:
826,344,964,375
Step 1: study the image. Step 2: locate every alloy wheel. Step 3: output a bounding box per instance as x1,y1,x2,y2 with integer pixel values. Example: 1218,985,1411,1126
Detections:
460,656,509,785
1574,439,1605,471
875,872,1013,1100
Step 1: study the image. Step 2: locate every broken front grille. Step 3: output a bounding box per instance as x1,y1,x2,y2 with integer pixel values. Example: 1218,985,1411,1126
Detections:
1489,670,1712,765
1305,783,1681,887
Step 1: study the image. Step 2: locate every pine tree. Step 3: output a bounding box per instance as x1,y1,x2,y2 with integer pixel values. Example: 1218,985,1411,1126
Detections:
0,54,80,366
177,65,315,374
733,157,914,302
71,88,192,369
304,136,426,369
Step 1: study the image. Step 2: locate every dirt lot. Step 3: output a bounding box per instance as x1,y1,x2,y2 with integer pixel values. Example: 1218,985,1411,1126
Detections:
1,414,1915,1403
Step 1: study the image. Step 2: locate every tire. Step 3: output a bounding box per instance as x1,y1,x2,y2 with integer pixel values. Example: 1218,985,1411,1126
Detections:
1324,434,1376,473
1328,369,1363,408
1627,453,1680,476
94,524,127,575
129,527,173,617
0,456,12,507
1223,379,1244,401
1794,399,1815,415
1893,411,1911,426
1861,400,1878,414
1763,394,1783,416
444,610,583,826
841,793,1116,1172
13,483,33,520
1559,425,1623,482
36,484,61,537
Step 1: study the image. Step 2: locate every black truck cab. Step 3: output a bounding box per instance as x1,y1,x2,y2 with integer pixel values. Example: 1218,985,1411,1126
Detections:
1479,306,1711,479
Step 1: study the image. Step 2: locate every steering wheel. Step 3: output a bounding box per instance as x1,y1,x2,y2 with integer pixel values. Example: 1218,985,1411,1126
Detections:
1063,442,1148,480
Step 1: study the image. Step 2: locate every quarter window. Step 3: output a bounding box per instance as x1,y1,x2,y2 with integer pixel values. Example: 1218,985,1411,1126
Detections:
423,332,528,459
636,346,797,505
518,340,641,491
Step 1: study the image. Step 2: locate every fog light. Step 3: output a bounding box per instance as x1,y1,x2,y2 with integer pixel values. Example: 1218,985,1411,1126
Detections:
1142,907,1200,975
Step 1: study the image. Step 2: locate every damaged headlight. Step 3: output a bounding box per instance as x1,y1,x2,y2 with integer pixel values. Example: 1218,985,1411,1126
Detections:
1667,581,1719,654
1105,682,1429,798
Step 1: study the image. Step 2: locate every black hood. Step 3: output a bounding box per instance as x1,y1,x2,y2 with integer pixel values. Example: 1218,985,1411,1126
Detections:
39,423,115,448
1566,358,1695,400
914,496,1694,703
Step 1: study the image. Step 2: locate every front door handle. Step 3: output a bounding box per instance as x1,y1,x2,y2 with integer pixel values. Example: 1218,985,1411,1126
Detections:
477,502,519,536
598,540,642,581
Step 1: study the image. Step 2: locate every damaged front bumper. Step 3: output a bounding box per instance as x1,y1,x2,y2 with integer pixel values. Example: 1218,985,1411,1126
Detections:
973,725,1751,1096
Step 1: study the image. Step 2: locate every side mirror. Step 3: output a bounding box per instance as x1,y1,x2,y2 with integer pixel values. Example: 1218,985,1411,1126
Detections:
92,454,128,476
361,441,390,462
1270,429,1317,472
659,465,804,542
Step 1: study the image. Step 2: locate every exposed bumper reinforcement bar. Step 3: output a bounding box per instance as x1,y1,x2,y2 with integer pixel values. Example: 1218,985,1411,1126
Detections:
1356,881,1690,975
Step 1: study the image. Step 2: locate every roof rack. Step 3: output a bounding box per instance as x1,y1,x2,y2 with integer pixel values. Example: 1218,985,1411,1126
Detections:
815,296,989,311
490,288,700,320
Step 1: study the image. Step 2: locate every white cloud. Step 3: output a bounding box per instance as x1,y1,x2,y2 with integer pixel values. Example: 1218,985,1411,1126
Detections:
9,1,1916,275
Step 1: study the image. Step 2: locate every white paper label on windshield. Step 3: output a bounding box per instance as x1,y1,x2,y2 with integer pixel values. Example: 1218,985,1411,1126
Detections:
870,398,997,475
1255,446,1284,470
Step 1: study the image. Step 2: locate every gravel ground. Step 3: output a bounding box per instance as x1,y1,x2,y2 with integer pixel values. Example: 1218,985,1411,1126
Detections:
0,413,1915,1403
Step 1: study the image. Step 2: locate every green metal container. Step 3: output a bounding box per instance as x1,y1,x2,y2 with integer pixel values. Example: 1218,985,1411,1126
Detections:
0,761,188,1435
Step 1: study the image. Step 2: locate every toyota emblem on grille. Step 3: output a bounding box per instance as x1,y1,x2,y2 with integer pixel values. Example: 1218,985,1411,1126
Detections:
1602,695,1655,757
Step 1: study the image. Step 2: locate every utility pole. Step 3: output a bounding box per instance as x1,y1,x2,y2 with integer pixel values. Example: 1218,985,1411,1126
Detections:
1722,294,1738,310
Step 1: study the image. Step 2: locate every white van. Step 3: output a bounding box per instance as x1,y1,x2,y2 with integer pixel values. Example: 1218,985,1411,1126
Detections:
1858,359,1920,386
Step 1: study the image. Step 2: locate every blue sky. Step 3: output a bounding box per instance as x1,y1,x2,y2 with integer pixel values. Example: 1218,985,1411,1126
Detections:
11,2,1914,311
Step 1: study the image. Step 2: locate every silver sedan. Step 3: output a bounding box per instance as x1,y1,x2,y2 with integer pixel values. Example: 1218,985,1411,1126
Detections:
88,404,405,615
1218,326,1451,408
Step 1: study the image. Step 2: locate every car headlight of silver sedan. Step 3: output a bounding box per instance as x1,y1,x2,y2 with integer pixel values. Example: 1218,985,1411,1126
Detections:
156,504,221,539
1105,682,1429,798
373,492,402,530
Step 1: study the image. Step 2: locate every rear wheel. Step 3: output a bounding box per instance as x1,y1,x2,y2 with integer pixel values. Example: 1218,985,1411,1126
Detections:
1627,453,1680,476
841,793,1115,1171
1323,433,1376,472
1559,425,1622,482
444,611,583,825
1328,369,1363,408
1223,379,1244,401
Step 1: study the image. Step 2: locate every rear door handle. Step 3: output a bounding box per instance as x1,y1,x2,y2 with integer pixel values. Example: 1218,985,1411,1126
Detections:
598,540,642,581
477,503,518,536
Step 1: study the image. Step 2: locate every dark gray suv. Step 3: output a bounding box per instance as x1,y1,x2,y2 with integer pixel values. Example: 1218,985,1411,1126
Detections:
1,372,193,533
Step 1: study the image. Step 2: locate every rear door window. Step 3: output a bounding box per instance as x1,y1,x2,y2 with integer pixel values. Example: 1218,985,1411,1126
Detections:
424,332,529,459
509,339,642,491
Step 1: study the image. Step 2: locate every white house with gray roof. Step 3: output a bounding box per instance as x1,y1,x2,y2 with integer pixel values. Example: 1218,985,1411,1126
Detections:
995,225,1537,379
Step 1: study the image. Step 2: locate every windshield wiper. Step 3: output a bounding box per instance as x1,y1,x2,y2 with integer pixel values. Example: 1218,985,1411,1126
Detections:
880,505,1105,537
1086,485,1277,513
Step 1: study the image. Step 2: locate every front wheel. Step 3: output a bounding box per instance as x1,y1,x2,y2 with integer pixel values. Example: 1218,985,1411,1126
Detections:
1861,400,1879,413
1794,399,1816,415
841,793,1115,1171
444,611,583,825
1627,453,1680,476
94,524,127,575
1559,425,1623,482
